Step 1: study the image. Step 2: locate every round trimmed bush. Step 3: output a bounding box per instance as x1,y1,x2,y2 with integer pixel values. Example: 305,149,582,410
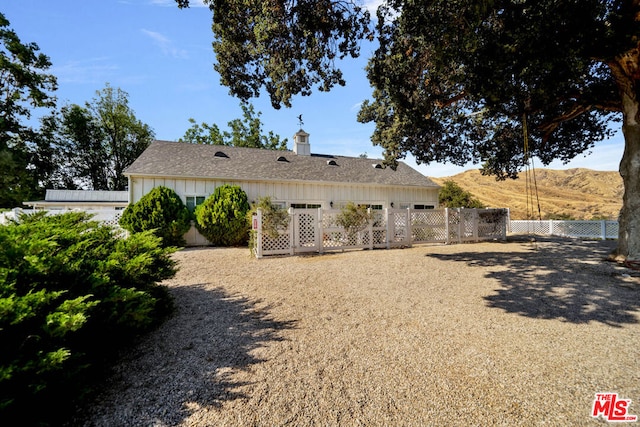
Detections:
119,186,191,247
195,185,249,246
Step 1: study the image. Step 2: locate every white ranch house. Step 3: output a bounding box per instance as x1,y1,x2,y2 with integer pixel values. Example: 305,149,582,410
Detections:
124,130,441,245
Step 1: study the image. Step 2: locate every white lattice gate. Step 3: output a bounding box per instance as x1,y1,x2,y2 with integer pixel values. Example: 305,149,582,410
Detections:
293,209,321,253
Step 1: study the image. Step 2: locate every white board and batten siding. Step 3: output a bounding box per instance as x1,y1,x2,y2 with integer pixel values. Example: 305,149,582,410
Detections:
130,176,439,246
130,176,439,210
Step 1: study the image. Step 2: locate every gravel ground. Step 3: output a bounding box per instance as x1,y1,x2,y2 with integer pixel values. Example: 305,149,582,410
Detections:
72,236,640,426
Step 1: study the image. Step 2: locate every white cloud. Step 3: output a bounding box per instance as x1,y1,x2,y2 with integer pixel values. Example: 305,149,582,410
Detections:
141,29,189,59
51,57,119,84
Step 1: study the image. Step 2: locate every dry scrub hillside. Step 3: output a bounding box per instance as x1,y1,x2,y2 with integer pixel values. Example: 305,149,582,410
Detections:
432,168,623,220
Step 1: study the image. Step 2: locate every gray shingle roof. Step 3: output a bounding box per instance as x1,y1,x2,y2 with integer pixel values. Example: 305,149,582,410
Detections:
124,140,439,188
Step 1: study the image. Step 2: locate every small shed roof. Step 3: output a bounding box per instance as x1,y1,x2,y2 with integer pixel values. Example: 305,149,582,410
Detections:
44,189,129,202
124,140,440,188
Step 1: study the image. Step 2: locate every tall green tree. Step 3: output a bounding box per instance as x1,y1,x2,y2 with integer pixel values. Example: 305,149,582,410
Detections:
0,12,57,207
180,102,287,149
89,84,154,190
48,84,154,191
58,104,108,190
177,0,640,260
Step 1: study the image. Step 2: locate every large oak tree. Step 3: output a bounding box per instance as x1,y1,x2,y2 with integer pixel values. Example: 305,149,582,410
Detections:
179,0,640,260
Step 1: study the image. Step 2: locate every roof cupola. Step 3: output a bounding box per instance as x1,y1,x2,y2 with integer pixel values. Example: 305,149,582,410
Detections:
293,129,310,156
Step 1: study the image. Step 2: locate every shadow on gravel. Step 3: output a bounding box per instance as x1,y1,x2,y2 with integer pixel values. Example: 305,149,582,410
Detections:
428,237,640,327
72,285,297,426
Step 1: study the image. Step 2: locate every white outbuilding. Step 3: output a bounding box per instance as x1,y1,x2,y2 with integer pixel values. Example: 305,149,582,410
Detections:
124,130,440,212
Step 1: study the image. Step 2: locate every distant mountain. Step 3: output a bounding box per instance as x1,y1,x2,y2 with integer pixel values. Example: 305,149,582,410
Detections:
431,168,623,220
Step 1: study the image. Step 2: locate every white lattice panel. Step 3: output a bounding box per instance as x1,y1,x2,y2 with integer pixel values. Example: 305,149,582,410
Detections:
321,211,340,228
393,211,408,228
371,211,387,228
510,220,551,235
323,230,347,248
411,211,446,226
509,219,618,239
605,221,619,238
372,229,387,246
461,211,475,238
478,210,508,238
410,210,448,243
296,212,317,247
262,233,290,252
391,211,409,244
556,221,609,238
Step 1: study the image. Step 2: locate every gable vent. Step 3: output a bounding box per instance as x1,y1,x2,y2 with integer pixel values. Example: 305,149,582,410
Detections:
327,160,338,166
372,163,383,169
276,155,288,162
214,151,229,158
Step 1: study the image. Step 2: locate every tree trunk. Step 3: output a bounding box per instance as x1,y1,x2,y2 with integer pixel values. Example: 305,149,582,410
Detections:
613,65,640,261
616,117,640,261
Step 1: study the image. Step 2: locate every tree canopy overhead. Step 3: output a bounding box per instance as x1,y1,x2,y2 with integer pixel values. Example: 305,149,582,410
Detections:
178,0,640,260
358,0,622,178
176,0,372,109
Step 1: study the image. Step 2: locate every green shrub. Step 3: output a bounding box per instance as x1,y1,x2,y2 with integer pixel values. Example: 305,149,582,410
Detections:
120,186,191,247
0,212,176,425
438,180,485,208
195,185,250,246
336,202,373,238
247,197,290,251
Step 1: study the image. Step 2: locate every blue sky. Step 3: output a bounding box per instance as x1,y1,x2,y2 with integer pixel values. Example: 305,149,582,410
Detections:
3,0,625,177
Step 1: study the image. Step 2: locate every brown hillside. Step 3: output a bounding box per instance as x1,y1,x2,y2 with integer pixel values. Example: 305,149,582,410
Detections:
432,168,623,220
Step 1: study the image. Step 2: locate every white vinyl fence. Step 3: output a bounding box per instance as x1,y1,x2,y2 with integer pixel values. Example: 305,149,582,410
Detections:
0,208,124,228
253,208,508,258
509,219,619,240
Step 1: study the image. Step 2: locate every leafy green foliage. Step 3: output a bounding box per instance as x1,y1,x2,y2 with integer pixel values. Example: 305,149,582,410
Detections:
175,0,372,109
120,186,191,247
0,12,57,207
336,202,373,237
195,185,250,246
0,212,176,424
438,180,485,209
180,102,287,149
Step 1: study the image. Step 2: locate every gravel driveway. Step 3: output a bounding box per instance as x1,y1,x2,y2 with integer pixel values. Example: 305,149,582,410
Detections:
73,236,640,426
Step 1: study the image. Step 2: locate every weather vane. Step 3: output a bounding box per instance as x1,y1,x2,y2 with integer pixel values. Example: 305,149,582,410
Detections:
297,114,304,128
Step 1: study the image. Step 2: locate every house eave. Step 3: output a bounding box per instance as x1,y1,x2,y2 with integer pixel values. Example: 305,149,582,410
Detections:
124,172,441,190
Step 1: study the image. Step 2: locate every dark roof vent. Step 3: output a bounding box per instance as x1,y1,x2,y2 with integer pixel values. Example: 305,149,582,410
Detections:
214,151,229,158
372,163,383,169
327,160,338,166
276,155,288,162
